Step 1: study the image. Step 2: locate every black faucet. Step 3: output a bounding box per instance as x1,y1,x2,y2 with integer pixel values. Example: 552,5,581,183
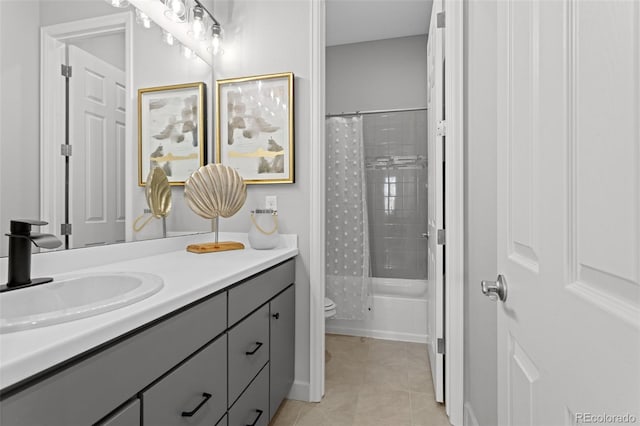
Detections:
2,219,62,292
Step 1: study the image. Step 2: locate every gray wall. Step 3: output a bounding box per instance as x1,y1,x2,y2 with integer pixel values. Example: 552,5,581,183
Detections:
326,35,428,114
464,1,498,425
0,1,41,257
213,0,313,398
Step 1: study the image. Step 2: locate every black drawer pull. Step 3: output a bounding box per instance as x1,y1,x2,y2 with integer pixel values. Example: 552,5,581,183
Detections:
246,409,264,426
272,312,280,319
181,392,212,417
245,341,263,355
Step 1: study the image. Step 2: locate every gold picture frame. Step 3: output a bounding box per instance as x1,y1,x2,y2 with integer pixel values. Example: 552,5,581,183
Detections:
138,82,207,186
216,72,294,184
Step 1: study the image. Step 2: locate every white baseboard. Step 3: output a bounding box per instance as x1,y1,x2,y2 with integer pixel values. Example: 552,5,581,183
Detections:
326,324,428,344
464,402,480,426
287,380,311,402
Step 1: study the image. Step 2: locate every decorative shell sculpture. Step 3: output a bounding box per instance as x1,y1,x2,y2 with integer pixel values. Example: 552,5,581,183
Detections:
184,164,247,220
146,167,172,218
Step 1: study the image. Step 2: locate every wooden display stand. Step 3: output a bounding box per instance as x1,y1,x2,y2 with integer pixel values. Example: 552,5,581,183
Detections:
186,242,245,253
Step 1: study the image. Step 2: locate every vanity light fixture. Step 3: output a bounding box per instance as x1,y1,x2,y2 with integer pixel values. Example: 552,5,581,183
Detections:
135,9,154,29
164,0,187,22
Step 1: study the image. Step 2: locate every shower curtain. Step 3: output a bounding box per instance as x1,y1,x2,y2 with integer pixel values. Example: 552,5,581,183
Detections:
325,116,372,320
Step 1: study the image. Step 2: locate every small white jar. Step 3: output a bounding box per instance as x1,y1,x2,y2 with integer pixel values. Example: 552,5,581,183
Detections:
248,209,280,249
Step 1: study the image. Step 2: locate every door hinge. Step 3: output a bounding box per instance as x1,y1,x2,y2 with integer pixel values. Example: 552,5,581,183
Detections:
61,64,72,78
61,223,72,236
437,338,445,354
436,120,447,137
60,144,72,157
437,229,446,245
436,12,446,28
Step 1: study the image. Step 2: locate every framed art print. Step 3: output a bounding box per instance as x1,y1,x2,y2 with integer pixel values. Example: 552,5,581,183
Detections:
216,72,294,184
138,82,206,186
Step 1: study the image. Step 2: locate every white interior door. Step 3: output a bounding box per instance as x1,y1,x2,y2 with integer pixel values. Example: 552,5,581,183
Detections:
69,45,126,248
427,0,445,403
495,1,640,424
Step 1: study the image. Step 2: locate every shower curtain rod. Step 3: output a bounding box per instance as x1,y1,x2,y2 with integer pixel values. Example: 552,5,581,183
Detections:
325,106,428,118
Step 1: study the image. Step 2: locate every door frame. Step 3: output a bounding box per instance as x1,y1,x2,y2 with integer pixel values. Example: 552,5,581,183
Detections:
308,1,465,423
443,1,465,424
40,12,133,241
308,0,326,403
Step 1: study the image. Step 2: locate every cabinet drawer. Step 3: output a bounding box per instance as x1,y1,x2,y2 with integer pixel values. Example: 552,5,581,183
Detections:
0,292,227,426
228,304,269,406
228,259,294,326
228,365,269,426
143,335,227,426
96,399,140,426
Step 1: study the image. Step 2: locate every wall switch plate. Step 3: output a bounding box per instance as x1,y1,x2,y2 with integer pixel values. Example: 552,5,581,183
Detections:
265,195,277,211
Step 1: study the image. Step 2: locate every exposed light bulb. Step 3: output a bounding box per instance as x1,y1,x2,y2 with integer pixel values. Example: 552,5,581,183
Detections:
211,25,223,55
162,30,176,46
135,9,153,29
163,0,187,22
190,6,207,40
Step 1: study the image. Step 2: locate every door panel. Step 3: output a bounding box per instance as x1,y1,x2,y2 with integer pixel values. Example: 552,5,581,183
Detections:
69,45,125,247
497,1,640,424
426,0,445,403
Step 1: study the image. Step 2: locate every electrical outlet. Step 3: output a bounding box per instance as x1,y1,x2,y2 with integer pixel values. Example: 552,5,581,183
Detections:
265,195,277,211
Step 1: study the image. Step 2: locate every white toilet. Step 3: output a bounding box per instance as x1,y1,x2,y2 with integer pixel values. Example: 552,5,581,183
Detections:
324,297,337,318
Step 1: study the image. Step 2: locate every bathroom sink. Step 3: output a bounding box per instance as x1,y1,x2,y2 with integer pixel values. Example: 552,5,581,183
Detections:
0,272,164,333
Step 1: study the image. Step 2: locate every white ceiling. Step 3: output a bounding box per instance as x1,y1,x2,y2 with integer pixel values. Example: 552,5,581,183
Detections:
326,0,434,47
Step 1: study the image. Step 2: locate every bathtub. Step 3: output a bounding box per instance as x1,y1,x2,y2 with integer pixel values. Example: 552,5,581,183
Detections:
326,278,428,343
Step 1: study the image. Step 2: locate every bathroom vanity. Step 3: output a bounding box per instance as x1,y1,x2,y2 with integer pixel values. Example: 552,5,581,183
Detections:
0,233,298,426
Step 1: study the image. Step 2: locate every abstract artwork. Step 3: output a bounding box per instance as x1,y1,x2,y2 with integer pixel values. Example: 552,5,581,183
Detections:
138,82,206,186
216,72,294,184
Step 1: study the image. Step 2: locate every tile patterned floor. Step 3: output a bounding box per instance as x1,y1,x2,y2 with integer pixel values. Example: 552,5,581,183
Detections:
270,334,451,426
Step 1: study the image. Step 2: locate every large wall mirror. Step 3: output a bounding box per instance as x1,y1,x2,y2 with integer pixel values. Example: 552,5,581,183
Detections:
0,0,215,257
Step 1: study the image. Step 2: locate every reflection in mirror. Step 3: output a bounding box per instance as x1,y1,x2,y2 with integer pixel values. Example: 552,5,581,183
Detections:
0,0,214,257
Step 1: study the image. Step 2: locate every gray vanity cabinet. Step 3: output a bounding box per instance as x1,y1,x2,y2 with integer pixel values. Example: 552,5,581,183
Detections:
269,285,296,421
0,258,295,426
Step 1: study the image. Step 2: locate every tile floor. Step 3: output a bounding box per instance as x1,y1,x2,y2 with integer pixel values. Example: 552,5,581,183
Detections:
270,334,451,426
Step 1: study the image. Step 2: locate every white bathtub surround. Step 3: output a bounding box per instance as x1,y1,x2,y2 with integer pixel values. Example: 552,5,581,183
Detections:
326,278,427,343
0,232,298,390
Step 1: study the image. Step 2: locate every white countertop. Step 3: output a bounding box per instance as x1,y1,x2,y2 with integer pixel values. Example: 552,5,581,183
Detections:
0,233,298,391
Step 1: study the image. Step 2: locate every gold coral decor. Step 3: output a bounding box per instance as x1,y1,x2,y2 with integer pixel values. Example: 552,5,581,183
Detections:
215,72,294,184
146,166,172,219
184,164,247,253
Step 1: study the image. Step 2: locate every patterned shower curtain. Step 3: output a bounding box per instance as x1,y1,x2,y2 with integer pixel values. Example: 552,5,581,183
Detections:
325,116,372,320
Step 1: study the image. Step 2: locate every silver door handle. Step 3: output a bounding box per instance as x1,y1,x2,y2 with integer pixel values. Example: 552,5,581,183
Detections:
422,233,429,238
481,275,508,302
